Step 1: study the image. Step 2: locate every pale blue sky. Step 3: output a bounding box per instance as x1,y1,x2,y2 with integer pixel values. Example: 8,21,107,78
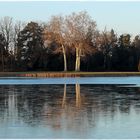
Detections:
0,1,140,36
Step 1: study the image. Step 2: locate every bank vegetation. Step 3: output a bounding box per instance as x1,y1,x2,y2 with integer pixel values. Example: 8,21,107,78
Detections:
0,11,140,72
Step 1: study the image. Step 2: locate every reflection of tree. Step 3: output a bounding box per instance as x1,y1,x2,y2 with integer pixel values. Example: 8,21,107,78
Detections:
1,84,140,135
0,86,18,124
62,84,82,108
0,86,6,120
7,87,18,123
75,83,81,108
17,85,47,126
0,85,48,126
42,84,86,131
62,84,67,108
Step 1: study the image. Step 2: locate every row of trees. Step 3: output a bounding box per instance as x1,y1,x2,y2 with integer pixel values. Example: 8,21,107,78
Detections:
0,11,140,72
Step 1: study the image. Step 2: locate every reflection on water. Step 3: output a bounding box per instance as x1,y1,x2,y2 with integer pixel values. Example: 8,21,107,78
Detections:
0,84,140,138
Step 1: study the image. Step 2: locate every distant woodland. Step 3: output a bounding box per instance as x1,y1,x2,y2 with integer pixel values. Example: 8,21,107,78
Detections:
0,11,140,72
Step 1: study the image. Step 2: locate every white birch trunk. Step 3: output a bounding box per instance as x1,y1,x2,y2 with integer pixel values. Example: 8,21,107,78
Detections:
62,44,67,71
75,47,79,71
75,48,81,71
77,48,81,71
75,47,81,71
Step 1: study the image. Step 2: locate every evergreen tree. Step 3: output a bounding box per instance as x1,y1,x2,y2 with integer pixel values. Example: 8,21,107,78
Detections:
17,22,44,70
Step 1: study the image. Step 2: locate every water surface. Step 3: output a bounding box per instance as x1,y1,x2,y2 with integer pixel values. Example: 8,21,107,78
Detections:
0,76,140,85
0,80,140,138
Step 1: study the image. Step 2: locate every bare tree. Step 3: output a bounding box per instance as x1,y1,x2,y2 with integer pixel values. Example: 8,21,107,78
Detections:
13,21,25,58
97,28,117,70
0,34,6,71
65,11,97,71
43,16,68,71
0,16,13,52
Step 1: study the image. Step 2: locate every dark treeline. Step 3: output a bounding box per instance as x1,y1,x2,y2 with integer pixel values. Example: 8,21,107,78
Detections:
0,11,140,72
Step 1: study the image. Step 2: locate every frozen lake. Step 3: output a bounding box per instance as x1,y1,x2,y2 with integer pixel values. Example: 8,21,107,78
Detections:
0,77,140,138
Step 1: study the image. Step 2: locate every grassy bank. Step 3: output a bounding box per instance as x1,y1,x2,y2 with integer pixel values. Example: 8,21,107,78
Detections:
0,71,140,77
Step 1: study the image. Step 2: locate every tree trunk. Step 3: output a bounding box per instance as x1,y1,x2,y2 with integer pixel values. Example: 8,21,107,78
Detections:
75,47,78,71
75,47,81,71
138,59,140,72
77,49,81,71
62,44,67,71
1,49,4,72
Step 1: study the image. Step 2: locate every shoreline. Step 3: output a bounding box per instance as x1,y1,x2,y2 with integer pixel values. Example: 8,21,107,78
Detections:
0,72,140,77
